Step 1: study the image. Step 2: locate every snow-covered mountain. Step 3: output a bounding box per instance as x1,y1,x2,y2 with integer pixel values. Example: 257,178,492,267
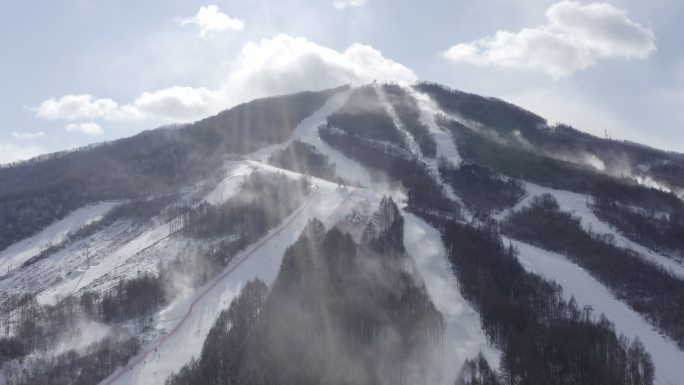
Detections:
1,83,683,385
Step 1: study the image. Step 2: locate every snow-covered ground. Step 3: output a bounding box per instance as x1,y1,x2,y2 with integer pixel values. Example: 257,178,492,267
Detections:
375,85,423,157
403,212,498,383
99,179,360,385
7,84,680,385
35,161,265,306
376,85,464,211
38,220,173,305
245,87,374,188
0,219,140,302
512,240,684,385
0,201,119,276
204,162,254,205
294,89,374,187
408,88,461,165
504,183,684,280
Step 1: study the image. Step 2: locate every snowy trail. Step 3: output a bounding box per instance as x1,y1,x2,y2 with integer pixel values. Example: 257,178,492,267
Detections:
403,212,499,383
247,87,372,187
375,85,423,157
407,88,462,165
294,88,374,187
0,201,118,276
247,88,352,163
376,85,463,208
512,240,684,385
100,183,358,385
504,183,684,280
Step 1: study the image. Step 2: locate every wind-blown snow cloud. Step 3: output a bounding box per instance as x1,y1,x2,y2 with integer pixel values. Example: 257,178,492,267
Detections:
181,5,244,37
66,122,104,136
443,1,656,78
333,0,368,10
33,34,415,123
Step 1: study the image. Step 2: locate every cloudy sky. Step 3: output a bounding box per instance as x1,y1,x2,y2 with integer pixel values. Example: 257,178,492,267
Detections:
1,0,683,164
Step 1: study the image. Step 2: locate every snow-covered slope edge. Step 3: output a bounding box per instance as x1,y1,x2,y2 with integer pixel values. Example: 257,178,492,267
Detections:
0,201,119,277
403,212,498,383
512,240,684,385
509,183,684,280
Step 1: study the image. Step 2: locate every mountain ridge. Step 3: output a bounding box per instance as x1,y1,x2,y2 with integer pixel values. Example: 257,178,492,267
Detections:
0,82,683,385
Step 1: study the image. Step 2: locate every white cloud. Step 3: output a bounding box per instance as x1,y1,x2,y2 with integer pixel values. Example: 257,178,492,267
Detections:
66,122,104,136
181,5,244,37
443,1,656,78
12,131,46,140
34,34,415,123
333,0,367,10
0,142,46,164
225,34,416,102
35,94,121,120
132,86,228,121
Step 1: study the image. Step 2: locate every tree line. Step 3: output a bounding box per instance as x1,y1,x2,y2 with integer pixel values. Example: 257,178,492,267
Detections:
168,199,445,385
438,159,525,217
267,140,340,182
441,219,655,385
0,86,345,255
592,194,684,259
417,81,684,196
0,272,164,364
6,334,139,385
503,194,684,349
382,84,437,157
321,92,461,220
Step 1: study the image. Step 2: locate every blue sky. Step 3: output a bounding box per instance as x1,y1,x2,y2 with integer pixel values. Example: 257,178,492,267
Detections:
1,0,683,164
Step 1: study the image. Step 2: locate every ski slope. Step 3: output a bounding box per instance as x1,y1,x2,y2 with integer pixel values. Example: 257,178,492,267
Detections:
512,240,684,385
293,88,374,187
36,162,265,305
99,181,359,385
375,85,423,156
376,85,463,208
408,88,462,165
204,162,254,204
0,201,119,276
403,212,498,383
246,87,373,187
38,219,173,305
508,183,684,280
0,219,139,303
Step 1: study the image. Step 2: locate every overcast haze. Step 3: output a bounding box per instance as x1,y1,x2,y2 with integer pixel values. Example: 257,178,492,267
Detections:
1,0,683,164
